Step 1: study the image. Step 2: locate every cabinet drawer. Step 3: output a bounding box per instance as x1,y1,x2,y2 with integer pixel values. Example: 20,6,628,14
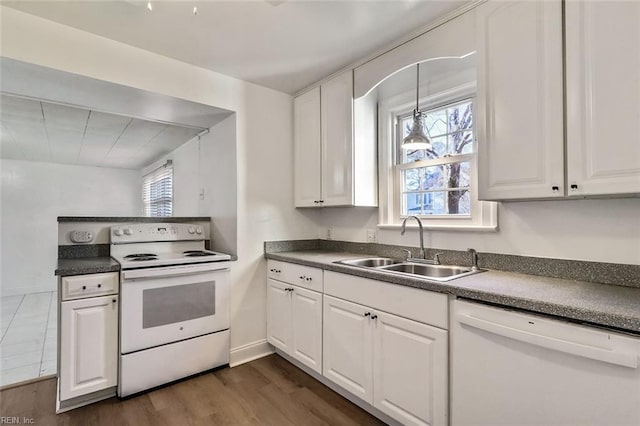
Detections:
267,260,323,292
62,272,119,301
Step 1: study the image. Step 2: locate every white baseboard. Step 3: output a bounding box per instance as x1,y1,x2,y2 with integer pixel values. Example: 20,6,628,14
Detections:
229,339,274,367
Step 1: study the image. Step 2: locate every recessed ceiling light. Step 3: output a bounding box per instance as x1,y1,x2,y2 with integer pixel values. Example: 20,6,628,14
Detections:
147,1,152,11
193,6,198,15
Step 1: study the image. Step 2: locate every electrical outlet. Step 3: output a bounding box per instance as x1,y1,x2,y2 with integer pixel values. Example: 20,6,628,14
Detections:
327,228,334,240
366,229,377,243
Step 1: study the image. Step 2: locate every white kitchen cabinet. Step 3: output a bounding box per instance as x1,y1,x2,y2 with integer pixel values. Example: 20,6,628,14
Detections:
266,261,323,374
565,1,640,196
323,292,448,426
476,0,564,200
59,294,118,401
478,0,640,200
293,87,322,207
266,279,292,353
293,70,377,207
373,311,448,426
323,295,373,402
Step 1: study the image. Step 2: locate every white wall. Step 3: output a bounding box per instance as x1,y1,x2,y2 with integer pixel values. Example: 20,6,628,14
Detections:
317,197,640,265
0,159,141,296
0,6,319,360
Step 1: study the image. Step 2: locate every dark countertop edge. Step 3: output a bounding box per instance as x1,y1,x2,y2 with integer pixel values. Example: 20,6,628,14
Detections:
264,252,640,334
57,216,210,223
55,257,121,276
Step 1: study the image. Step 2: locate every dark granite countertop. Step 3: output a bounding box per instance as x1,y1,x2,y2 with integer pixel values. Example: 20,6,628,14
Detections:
57,216,210,223
56,257,120,276
265,250,640,334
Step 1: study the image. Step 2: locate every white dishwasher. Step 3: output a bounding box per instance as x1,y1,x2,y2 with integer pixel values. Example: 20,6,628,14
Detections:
451,299,640,426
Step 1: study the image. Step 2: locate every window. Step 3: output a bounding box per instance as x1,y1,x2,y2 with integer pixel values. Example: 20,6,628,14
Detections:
397,100,474,217
143,160,173,217
378,82,496,231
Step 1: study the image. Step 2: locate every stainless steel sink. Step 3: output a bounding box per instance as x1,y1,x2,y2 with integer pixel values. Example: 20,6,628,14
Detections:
336,257,403,268
378,263,477,281
334,257,483,282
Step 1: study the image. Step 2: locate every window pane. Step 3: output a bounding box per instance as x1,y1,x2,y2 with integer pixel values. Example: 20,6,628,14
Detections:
404,148,425,163
423,165,445,190
430,136,447,157
446,190,471,215
448,102,473,133
401,116,413,138
447,131,473,155
404,169,420,191
424,110,447,137
403,193,423,215
423,192,446,215
446,161,471,189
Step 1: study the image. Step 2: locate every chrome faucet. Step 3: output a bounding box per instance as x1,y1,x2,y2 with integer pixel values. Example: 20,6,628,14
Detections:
401,216,425,259
467,248,479,271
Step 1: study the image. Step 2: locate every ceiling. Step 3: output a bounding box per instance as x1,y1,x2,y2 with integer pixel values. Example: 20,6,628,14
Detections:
0,94,203,169
1,0,470,94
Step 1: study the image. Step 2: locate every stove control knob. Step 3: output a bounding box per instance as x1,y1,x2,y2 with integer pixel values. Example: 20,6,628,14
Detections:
124,228,133,236
188,226,196,234
195,227,202,235
114,228,124,237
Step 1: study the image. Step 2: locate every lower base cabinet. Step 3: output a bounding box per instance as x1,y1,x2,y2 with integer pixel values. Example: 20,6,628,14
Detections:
267,278,323,373
323,295,448,426
59,294,118,401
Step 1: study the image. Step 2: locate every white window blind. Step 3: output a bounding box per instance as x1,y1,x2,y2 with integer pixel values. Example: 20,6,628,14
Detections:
143,160,173,217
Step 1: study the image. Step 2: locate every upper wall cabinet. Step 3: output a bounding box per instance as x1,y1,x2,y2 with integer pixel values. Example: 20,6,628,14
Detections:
478,0,640,200
476,0,564,200
294,70,377,207
565,1,640,197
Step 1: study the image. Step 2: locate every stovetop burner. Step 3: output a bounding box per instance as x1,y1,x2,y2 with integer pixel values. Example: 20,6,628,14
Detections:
124,253,157,259
129,256,158,261
184,250,215,257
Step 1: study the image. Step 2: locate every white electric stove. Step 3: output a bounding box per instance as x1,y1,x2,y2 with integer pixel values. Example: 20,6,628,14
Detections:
111,222,231,397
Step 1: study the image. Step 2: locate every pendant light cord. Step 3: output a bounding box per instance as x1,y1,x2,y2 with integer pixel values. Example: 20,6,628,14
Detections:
415,63,420,117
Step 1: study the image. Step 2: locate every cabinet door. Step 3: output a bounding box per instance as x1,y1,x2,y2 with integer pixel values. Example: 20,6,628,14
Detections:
323,295,373,403
321,71,354,206
294,87,322,207
476,0,564,200
60,295,118,401
373,311,448,426
565,1,640,196
267,279,291,353
290,286,323,374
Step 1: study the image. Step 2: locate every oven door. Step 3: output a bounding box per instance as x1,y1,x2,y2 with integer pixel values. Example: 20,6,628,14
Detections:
120,263,230,354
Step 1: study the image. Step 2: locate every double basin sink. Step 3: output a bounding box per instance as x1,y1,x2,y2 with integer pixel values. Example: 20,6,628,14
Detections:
334,257,483,282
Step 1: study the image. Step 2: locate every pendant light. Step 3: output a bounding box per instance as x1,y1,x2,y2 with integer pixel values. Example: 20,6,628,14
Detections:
401,63,432,150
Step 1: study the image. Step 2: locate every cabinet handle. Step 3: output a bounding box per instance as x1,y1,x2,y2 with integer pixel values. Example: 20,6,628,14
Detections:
112,299,117,303
570,184,578,190
306,277,312,282
371,314,378,320
299,275,305,280
319,200,324,203
551,186,559,192
82,285,86,290
314,200,319,204
98,284,102,288
364,312,370,317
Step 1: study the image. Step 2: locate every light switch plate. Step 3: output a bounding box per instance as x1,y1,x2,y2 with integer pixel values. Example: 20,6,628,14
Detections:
366,229,377,243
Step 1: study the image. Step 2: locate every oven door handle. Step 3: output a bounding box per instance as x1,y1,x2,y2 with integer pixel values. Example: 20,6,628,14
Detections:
122,263,229,280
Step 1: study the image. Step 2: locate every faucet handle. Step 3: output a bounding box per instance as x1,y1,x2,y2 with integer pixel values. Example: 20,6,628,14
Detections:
433,252,444,265
401,249,412,260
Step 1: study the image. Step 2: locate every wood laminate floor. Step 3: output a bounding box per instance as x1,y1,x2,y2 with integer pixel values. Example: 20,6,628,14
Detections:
0,354,386,425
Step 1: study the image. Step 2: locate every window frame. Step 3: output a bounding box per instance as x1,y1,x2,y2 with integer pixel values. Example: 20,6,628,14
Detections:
378,82,497,231
395,98,475,218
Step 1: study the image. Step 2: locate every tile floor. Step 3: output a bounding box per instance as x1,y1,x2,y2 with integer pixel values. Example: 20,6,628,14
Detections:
0,292,57,387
